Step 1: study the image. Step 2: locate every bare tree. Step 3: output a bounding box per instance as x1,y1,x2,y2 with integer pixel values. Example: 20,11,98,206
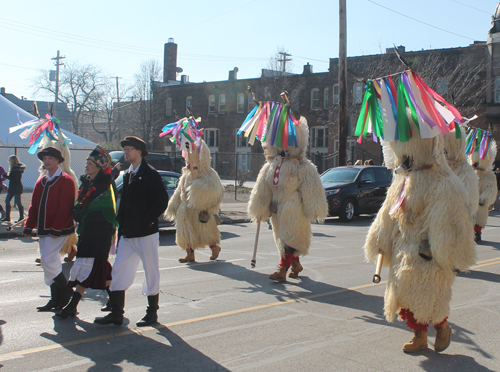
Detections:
123,59,163,147
33,61,108,135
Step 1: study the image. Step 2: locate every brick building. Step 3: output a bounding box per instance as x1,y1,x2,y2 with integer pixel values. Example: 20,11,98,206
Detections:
152,11,499,178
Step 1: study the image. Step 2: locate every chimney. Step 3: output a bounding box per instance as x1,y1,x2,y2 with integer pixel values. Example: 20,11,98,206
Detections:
180,75,189,84
302,62,313,75
0,87,5,96
164,38,178,83
228,67,239,80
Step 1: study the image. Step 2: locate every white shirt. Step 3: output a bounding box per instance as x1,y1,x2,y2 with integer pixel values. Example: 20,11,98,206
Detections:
128,163,141,175
46,167,62,182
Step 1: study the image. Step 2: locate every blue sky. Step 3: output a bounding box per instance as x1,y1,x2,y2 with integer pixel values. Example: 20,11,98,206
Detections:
0,0,494,101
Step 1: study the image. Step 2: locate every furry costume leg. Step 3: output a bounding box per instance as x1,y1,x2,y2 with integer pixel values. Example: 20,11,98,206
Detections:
400,308,429,353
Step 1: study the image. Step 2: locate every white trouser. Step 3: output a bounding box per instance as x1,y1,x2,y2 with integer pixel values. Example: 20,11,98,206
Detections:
110,233,160,296
39,236,65,286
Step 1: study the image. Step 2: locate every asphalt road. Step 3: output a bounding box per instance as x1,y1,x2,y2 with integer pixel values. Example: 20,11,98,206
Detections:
0,213,499,372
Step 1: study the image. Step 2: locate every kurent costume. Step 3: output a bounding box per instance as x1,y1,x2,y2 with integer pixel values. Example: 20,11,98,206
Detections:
239,99,328,281
95,136,169,327
23,147,76,311
57,146,118,318
163,117,224,262
443,128,479,216
358,70,476,353
468,134,497,242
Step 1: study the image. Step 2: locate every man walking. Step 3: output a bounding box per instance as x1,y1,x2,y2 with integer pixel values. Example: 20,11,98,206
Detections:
95,136,169,327
23,147,75,311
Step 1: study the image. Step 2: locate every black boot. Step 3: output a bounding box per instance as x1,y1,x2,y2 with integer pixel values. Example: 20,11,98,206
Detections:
101,287,112,312
53,272,73,310
17,206,24,222
94,290,125,325
136,294,159,327
0,205,5,220
37,283,60,311
56,292,82,318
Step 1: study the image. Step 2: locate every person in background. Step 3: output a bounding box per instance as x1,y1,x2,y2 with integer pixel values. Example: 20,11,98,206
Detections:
364,159,374,165
57,146,117,318
493,168,500,211
0,163,6,220
354,160,362,165
110,161,121,181
2,155,26,222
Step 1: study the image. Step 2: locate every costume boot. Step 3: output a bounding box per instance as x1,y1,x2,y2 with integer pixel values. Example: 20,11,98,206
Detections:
474,225,482,242
179,248,195,263
37,283,60,311
101,287,112,312
94,290,125,325
56,292,82,318
1,204,10,222
434,322,452,352
136,294,159,327
289,258,303,278
403,330,428,353
209,245,221,260
0,205,5,220
269,266,288,281
53,272,73,310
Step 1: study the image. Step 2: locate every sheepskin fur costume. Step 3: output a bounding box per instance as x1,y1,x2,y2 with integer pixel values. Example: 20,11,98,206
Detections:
248,117,328,258
469,140,497,229
443,129,479,216
164,139,224,252
364,114,476,325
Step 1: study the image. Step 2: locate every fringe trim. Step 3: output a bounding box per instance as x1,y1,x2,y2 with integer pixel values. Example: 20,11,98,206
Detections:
399,309,429,331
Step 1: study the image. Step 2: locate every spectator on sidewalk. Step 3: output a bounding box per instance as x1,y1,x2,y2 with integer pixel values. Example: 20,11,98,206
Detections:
493,168,500,211
0,163,6,220
2,155,26,223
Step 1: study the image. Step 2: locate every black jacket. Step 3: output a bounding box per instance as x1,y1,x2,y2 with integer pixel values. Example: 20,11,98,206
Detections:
117,158,169,238
4,164,25,194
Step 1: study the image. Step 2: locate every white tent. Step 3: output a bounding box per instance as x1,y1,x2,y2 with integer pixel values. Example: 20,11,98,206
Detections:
0,94,95,148
0,94,96,188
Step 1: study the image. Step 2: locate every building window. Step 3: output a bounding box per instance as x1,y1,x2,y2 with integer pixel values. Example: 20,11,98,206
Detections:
218,94,226,114
311,127,328,148
495,77,500,103
353,82,363,104
165,98,172,116
236,132,250,147
311,88,320,110
248,93,255,112
436,78,448,96
204,129,219,147
237,93,245,114
333,84,339,105
186,96,192,116
208,95,215,114
324,87,329,110
238,153,251,170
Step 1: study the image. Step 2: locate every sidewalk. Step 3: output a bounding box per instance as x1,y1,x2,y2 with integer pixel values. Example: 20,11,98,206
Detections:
0,203,250,239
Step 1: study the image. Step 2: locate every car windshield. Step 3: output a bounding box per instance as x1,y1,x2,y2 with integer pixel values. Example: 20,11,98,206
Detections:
110,151,123,163
320,168,360,183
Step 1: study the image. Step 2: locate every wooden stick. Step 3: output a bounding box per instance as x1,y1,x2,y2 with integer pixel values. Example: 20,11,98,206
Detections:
251,221,261,268
6,218,27,231
280,91,298,121
373,250,384,283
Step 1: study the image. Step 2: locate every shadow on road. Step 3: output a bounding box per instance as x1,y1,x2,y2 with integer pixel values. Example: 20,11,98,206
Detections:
41,319,230,371
458,269,500,283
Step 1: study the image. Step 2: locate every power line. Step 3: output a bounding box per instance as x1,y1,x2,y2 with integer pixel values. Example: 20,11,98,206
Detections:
367,0,477,41
450,0,491,15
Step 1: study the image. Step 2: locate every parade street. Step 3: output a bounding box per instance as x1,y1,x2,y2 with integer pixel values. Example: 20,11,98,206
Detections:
0,214,499,372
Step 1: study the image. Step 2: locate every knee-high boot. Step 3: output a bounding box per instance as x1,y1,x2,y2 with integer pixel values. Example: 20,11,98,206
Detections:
137,294,159,327
37,283,60,312
101,287,112,312
56,292,82,318
2,203,11,221
53,272,73,310
94,290,125,325
17,205,24,222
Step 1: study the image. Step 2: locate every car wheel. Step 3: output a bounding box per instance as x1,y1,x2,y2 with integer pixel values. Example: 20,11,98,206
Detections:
339,199,355,222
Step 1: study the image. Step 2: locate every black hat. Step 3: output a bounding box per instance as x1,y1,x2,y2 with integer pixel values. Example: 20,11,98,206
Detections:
120,136,148,156
37,146,65,163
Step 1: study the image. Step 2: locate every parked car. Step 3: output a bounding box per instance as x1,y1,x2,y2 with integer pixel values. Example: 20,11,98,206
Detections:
115,170,181,228
110,151,174,172
321,165,393,222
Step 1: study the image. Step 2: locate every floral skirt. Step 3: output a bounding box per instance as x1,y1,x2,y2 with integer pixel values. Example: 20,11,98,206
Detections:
68,257,112,289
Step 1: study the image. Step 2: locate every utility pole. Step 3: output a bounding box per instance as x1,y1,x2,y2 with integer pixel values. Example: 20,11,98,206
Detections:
338,0,348,166
51,50,65,117
114,76,121,142
278,52,292,75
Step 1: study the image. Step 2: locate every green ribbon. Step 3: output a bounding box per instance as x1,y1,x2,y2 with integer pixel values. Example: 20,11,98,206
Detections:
275,105,288,148
396,78,411,142
455,124,461,139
